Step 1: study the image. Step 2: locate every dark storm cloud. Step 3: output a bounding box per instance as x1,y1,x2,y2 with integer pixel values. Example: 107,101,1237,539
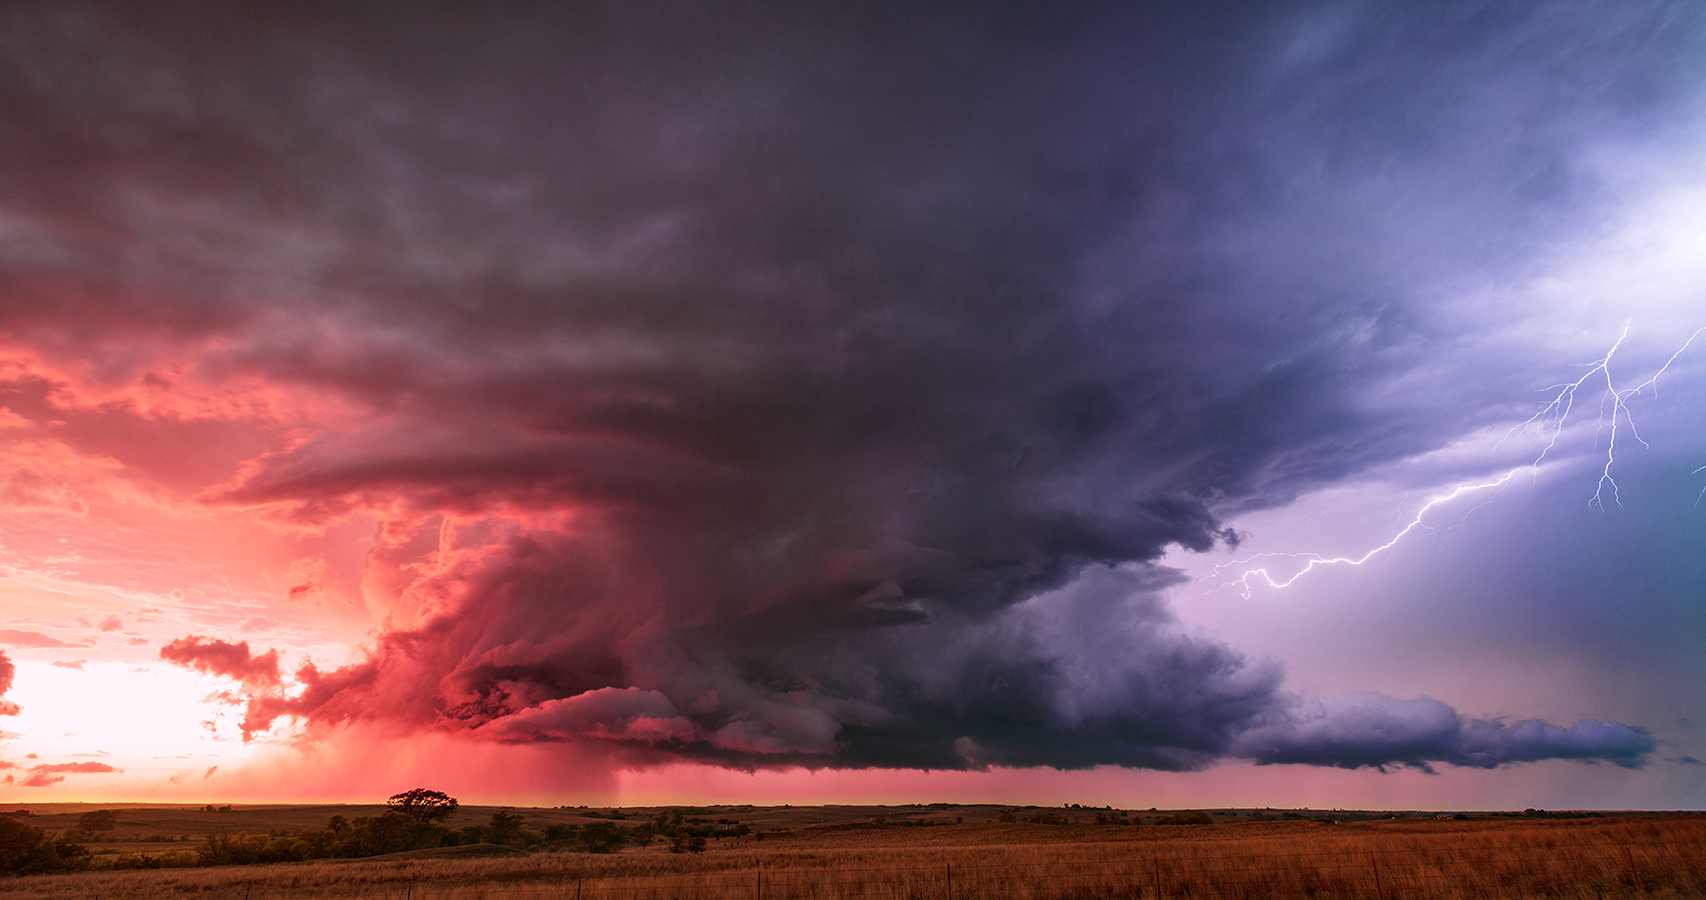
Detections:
13,1,1703,770
1234,694,1655,771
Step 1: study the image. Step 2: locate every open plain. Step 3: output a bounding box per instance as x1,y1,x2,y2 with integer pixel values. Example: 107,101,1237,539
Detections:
0,805,1700,900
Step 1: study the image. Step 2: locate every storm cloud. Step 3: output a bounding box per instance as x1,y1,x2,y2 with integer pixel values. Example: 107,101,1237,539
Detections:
1234,694,1655,771
10,1,1699,774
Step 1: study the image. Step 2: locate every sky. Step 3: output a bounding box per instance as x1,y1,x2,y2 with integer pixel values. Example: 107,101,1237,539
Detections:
0,0,1703,809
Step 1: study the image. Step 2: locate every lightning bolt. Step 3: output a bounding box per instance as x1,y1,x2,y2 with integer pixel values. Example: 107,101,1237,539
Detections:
1213,323,1704,599
1211,468,1531,598
1502,321,1706,509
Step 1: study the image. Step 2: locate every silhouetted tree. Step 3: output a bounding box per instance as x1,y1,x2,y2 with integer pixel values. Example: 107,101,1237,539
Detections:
387,788,459,823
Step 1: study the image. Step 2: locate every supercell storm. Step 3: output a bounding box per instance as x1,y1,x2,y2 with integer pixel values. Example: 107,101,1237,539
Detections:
3,2,1697,779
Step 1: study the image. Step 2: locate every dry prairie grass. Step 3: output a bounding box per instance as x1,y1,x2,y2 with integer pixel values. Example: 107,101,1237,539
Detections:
1,816,1699,900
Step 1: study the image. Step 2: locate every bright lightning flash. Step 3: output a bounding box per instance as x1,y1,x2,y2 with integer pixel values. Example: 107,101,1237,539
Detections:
1214,324,1704,599
1212,468,1531,599
1506,322,1706,510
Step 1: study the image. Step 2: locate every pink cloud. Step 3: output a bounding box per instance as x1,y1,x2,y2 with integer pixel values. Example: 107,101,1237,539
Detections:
0,630,82,649
0,650,18,716
240,657,382,740
159,635,281,688
19,761,119,788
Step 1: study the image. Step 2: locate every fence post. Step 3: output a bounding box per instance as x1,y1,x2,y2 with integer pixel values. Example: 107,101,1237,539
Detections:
1626,846,1645,894
577,875,582,900
758,866,763,900
1371,852,1385,900
948,863,952,900
1154,857,1161,899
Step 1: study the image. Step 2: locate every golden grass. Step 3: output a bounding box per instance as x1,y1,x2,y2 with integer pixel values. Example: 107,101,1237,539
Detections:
2,816,1700,900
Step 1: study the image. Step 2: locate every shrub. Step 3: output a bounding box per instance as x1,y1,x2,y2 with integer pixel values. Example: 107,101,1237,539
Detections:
487,810,525,845
542,823,578,843
68,809,120,840
579,821,627,853
669,830,706,853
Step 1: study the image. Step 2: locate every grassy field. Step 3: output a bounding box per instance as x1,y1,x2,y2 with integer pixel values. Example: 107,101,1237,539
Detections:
0,805,1700,899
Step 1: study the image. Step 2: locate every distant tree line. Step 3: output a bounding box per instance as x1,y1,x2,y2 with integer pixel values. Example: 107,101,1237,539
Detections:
992,808,1215,826
180,804,749,866
0,791,757,873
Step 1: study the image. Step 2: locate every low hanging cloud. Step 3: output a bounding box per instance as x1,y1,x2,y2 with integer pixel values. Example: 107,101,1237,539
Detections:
482,688,701,746
159,637,281,689
1233,694,1654,771
170,567,1653,772
0,650,18,716
11,4,1693,776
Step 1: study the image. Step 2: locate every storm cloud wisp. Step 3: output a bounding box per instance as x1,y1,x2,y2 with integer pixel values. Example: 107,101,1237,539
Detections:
3,1,1697,779
159,636,282,689
0,651,19,717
